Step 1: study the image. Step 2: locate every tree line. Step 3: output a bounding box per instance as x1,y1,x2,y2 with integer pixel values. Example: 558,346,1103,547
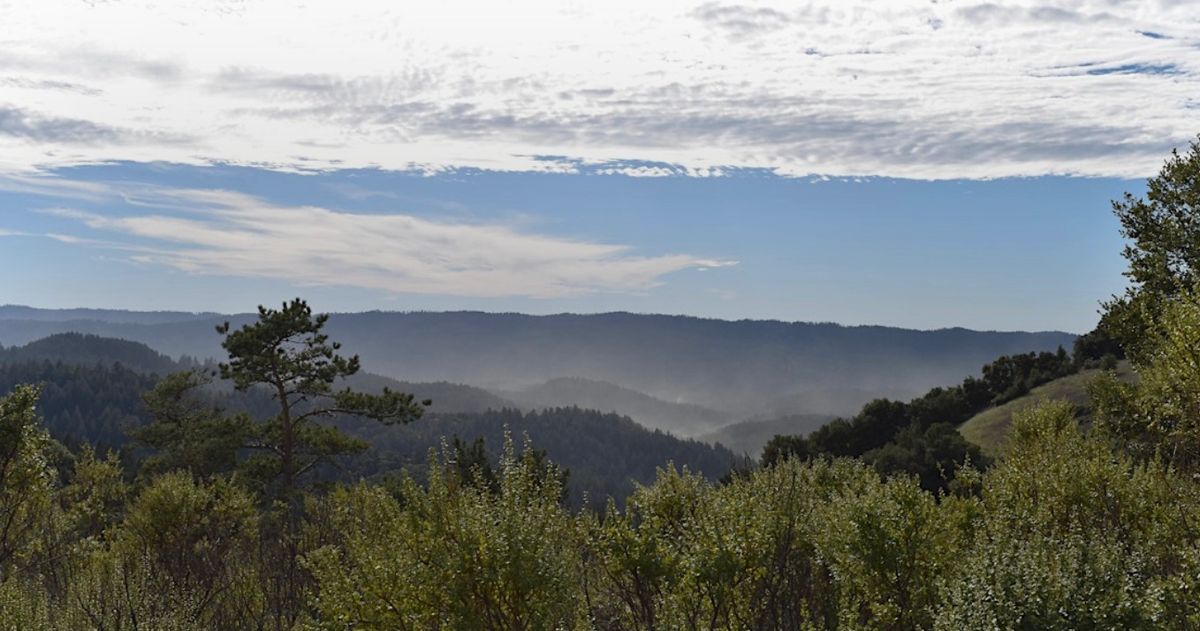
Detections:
761,339,1087,492
0,332,736,509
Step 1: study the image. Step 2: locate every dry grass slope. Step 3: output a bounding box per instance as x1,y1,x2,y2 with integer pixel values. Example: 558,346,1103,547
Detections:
958,361,1135,456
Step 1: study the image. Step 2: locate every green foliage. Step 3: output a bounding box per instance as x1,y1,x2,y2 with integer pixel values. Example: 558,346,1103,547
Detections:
761,346,1067,491
937,401,1200,629
59,446,127,541
1102,135,1200,363
0,385,53,580
213,298,425,500
818,472,954,630
133,370,253,480
121,298,431,508
306,436,583,630
448,435,500,494
347,406,734,508
1073,324,1125,367
0,359,157,448
118,472,257,596
862,422,987,492
0,387,272,630
4,379,1200,629
1093,290,1200,469
586,457,962,630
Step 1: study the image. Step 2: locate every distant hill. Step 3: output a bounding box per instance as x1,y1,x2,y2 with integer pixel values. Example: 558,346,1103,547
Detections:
0,333,509,416
499,377,732,435
0,333,180,376
0,305,219,325
0,333,730,506
959,361,1136,455
0,307,1077,421
698,413,835,458
0,359,159,448
345,373,514,415
342,407,736,507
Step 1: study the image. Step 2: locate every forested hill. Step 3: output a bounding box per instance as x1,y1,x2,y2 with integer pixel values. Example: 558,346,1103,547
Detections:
342,407,734,507
0,333,735,504
499,377,733,434
0,307,1076,421
0,332,181,375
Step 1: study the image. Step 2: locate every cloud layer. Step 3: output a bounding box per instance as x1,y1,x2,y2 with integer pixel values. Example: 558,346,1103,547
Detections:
0,1,1198,178
31,184,732,298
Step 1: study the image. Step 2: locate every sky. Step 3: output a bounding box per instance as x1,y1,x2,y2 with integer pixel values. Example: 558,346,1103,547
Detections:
0,1,1197,333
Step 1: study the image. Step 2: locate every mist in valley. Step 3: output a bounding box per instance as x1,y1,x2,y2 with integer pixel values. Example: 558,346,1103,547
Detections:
0,305,1074,444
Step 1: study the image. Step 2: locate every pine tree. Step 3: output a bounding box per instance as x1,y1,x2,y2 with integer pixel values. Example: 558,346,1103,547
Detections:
215,298,429,501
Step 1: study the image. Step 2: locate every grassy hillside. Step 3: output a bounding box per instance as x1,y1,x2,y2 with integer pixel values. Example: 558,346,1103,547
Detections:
959,361,1135,455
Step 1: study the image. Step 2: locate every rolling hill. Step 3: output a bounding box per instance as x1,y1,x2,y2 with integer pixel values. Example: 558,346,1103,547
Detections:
0,332,733,505
0,306,1077,423
958,361,1136,455
499,377,732,435
697,413,836,458
0,332,180,375
343,407,736,507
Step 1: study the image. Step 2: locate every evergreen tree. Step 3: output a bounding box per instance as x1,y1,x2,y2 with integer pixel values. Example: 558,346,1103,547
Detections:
213,298,428,501
132,370,253,480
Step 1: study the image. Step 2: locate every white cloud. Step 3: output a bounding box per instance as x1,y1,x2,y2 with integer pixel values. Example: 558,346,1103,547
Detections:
0,0,1197,178
39,187,734,298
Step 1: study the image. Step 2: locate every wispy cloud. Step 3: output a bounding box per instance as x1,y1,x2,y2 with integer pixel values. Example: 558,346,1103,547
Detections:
0,173,117,202
0,1,1197,178
691,3,792,39
37,185,734,298
0,105,190,145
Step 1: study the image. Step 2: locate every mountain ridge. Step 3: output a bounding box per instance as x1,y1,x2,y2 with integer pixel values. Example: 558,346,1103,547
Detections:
1,304,1076,336
0,307,1076,422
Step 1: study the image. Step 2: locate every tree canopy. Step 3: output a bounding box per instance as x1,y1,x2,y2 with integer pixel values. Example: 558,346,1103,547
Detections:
138,298,429,501
1101,134,1200,362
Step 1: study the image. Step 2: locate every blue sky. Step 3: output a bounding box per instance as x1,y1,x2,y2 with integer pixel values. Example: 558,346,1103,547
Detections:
0,163,1132,332
1,1,1197,333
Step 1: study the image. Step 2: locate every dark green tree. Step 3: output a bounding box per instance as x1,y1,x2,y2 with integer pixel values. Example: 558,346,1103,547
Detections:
1103,135,1200,362
0,385,52,580
447,435,569,504
449,436,499,495
1072,326,1124,367
760,433,811,467
214,299,427,500
131,370,252,480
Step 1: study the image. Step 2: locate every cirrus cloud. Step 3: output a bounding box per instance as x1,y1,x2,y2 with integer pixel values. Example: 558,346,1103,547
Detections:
35,187,735,298
0,0,1197,178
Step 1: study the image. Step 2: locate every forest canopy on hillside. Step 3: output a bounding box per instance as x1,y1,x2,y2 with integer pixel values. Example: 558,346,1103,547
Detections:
2,138,1200,629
